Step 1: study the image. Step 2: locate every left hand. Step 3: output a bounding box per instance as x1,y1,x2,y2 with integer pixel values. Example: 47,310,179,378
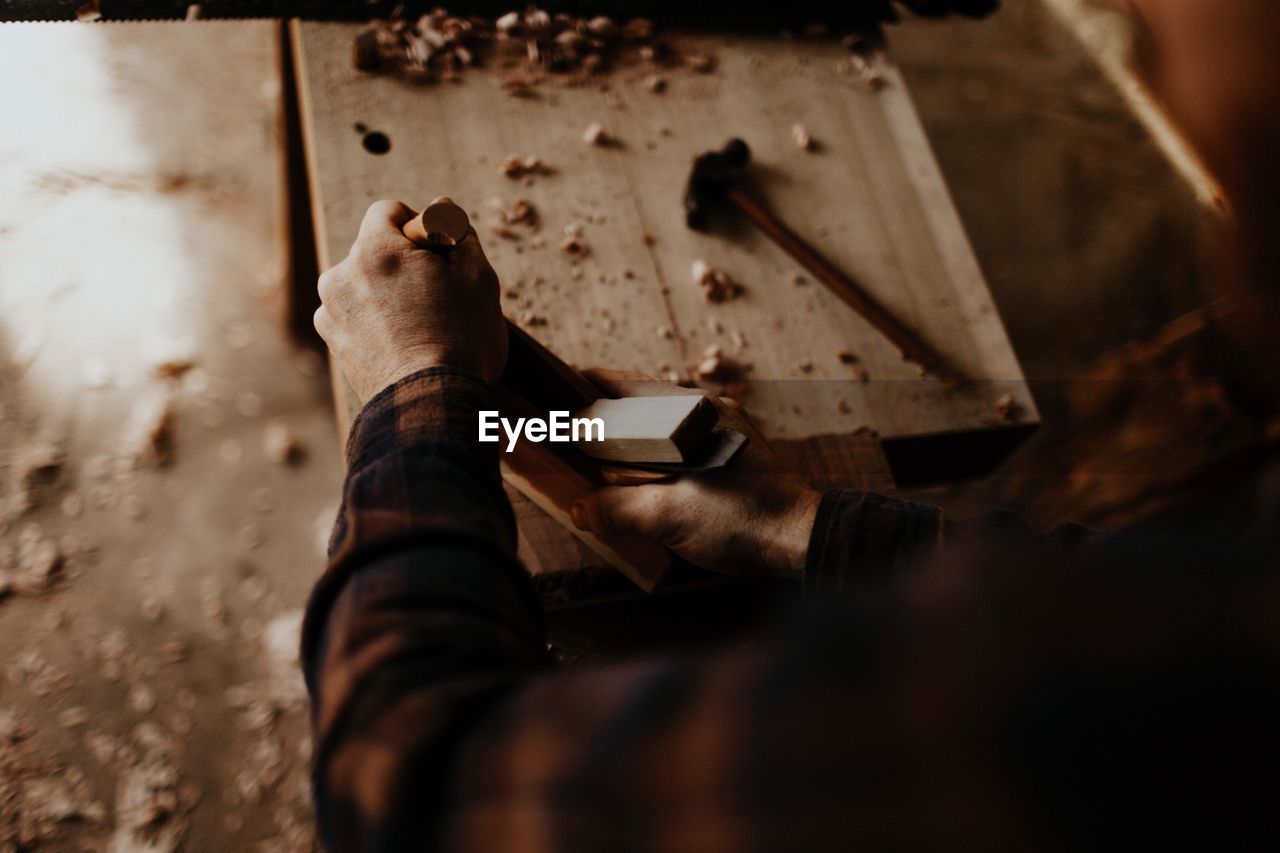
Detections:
570,370,822,578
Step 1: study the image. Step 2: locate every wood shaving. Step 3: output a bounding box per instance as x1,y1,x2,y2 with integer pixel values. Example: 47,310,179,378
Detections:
13,523,61,594
498,154,553,180
696,345,744,384
582,122,611,146
352,8,677,90
125,394,176,467
691,259,744,303
684,52,716,73
152,356,195,380
263,420,305,466
791,122,814,150
994,392,1021,422
644,74,667,93
506,197,538,226
560,235,590,257
9,441,63,514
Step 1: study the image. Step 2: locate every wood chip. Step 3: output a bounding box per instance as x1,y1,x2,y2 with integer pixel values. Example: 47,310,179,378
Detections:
643,74,666,93
125,395,176,466
691,259,744,303
994,392,1020,422
696,345,743,384
75,0,101,22
13,523,61,594
263,420,305,466
684,52,716,73
582,122,611,146
791,122,814,150
498,154,553,179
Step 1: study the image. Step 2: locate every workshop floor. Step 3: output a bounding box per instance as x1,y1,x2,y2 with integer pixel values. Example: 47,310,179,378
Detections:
0,5,1207,850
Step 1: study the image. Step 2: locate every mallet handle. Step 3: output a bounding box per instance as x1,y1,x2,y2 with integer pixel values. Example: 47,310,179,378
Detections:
725,186,955,380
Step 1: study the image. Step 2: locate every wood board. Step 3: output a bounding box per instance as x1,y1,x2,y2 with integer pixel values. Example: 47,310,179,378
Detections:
293,20,1035,447
291,20,1023,578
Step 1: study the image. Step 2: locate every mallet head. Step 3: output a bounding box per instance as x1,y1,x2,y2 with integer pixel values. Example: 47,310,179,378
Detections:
683,138,751,231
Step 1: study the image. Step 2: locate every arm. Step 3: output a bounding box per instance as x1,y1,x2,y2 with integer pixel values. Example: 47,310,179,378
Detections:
306,198,541,849
301,365,549,850
569,371,944,591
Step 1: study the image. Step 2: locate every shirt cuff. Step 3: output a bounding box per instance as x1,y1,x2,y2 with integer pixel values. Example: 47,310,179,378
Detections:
802,490,943,593
344,365,496,472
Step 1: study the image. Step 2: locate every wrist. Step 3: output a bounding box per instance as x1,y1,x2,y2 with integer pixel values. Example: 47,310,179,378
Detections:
760,485,822,577
360,347,454,401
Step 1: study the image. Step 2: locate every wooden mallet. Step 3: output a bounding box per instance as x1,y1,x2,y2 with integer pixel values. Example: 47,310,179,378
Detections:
683,138,957,381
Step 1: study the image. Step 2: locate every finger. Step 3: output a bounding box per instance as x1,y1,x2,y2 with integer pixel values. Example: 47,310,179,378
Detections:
312,305,332,342
316,266,337,303
570,485,666,538
357,199,417,243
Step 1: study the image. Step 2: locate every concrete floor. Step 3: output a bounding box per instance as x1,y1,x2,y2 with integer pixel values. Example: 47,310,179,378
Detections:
0,5,1209,849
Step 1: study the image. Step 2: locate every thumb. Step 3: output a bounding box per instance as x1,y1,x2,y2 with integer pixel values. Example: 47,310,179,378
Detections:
570,485,667,538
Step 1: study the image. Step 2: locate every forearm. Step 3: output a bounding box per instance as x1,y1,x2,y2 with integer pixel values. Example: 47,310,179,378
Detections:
301,367,549,850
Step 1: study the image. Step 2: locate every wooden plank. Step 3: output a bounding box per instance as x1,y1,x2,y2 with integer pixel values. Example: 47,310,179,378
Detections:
293,21,1035,444
292,21,1024,578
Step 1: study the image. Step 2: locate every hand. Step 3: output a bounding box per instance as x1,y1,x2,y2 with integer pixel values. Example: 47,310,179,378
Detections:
569,371,823,577
314,198,508,401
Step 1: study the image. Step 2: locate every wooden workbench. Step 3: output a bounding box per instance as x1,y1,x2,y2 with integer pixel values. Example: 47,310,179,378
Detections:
291,20,1034,582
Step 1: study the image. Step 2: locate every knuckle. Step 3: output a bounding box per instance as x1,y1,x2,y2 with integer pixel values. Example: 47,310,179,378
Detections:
366,199,398,219
353,246,400,280
317,268,337,300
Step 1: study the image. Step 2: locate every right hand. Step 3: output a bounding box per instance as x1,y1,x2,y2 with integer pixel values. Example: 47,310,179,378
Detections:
314,198,508,402
569,371,823,578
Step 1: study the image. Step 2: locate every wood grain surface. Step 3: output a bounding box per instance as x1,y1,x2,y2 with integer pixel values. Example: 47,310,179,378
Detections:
291,21,1029,579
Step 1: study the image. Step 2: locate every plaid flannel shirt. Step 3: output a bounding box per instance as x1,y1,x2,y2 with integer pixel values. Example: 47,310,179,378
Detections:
302,367,1277,853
